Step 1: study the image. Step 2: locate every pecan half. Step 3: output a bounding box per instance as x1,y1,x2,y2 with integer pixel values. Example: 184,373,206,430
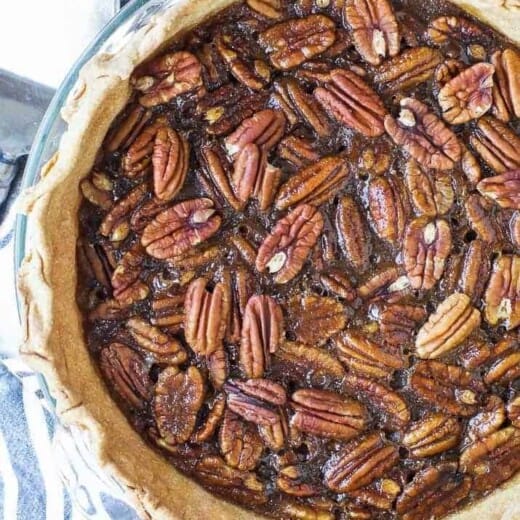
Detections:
324,433,399,492
78,239,112,289
484,254,520,329
434,59,466,89
404,159,454,217
402,414,462,458
154,366,205,445
458,240,491,303
277,465,319,497
273,340,346,384
275,156,349,210
335,331,404,379
483,338,520,385
438,63,495,124
104,104,152,153
256,204,324,283
319,269,357,302
278,135,320,168
410,360,485,416
240,295,284,378
132,51,203,107
258,15,336,70
99,343,151,409
99,184,147,241
403,217,452,291
127,317,187,364
478,170,520,209
111,244,148,304
470,116,520,173
368,175,410,247
396,463,471,520
467,395,506,441
80,172,113,209
225,109,286,157
464,193,499,243
374,47,442,92
491,48,520,122
286,294,345,346
379,304,427,347
507,395,520,428
384,98,462,170
184,277,230,357
343,0,400,66
460,426,520,492
219,409,263,471
461,144,482,185
427,15,482,44
358,266,411,303
344,373,410,430
314,69,387,137
141,198,221,260
246,0,283,19
152,126,189,201
335,196,370,270
191,393,226,443
290,388,366,441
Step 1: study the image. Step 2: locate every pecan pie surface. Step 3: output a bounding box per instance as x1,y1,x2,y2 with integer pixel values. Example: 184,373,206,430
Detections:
72,0,520,518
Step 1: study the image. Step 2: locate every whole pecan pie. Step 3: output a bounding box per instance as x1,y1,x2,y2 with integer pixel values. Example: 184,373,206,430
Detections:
18,0,520,518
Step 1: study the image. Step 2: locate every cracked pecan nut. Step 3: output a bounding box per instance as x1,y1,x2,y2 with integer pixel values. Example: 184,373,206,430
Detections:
273,340,346,384
99,343,151,409
132,51,202,107
99,184,147,241
276,79,332,137
256,204,324,283
324,432,399,492
142,198,221,260
396,463,471,520
152,126,189,201
219,409,264,471
184,277,230,358
275,156,349,210
464,193,499,243
277,465,319,497
427,15,482,44
403,217,452,291
478,170,520,209
368,174,410,247
402,414,461,458
225,109,286,157
343,0,400,66
127,317,187,364
405,159,454,217
258,15,336,70
438,63,495,124
483,254,520,329
290,388,366,440
154,366,205,445
277,135,320,168
379,304,426,347
286,294,345,346
240,295,284,378
104,104,152,153
492,48,520,121
374,47,442,92
434,59,466,89
344,373,410,430
314,69,387,137
410,360,485,416
470,116,520,173
384,98,462,170
216,35,271,91
319,269,357,302
191,393,226,443
336,196,371,270
335,331,404,379
460,426,520,492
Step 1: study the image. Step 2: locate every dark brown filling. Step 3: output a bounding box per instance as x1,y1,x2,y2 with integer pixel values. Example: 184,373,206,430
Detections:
77,0,520,518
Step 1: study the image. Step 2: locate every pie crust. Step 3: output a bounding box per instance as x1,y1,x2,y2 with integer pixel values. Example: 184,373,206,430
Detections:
17,0,520,518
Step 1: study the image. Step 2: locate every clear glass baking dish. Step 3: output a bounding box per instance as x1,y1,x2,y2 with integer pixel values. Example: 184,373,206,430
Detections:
13,1,181,517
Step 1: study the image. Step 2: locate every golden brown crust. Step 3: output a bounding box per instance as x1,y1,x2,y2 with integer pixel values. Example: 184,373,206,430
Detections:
17,0,520,519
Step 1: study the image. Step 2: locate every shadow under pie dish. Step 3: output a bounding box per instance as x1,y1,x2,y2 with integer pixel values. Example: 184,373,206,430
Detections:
17,0,520,518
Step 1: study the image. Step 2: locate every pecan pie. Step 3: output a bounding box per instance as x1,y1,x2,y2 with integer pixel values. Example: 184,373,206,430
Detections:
18,0,520,518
